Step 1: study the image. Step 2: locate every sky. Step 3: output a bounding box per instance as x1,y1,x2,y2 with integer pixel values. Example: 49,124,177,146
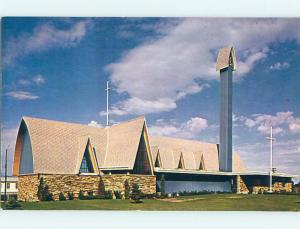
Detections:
1,17,300,182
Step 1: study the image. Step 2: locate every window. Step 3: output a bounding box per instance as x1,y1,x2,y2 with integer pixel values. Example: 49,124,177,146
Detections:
178,153,184,169
16,183,18,189
7,183,10,189
79,142,95,173
155,153,161,168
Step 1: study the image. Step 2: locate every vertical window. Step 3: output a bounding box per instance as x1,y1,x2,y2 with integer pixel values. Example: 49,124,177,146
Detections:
7,183,10,189
16,183,18,189
79,144,95,173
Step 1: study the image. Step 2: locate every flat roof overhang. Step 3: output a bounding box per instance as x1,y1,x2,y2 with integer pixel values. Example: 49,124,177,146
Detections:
154,168,297,178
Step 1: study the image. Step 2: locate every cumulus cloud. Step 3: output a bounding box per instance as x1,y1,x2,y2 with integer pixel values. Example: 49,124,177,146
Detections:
4,20,91,65
236,139,300,181
88,120,104,128
148,117,208,139
236,111,300,135
270,61,290,70
106,18,300,116
6,91,39,100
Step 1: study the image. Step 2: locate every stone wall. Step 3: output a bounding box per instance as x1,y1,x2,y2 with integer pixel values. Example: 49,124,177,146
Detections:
18,174,156,201
252,182,293,194
100,174,156,196
18,174,40,201
236,175,249,194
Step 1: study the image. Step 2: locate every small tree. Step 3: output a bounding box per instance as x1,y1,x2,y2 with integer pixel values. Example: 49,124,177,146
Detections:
160,175,166,197
37,177,53,201
124,179,130,199
59,192,66,201
131,183,143,203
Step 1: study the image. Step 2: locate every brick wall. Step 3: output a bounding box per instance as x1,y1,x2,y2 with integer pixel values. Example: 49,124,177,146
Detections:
236,175,249,194
18,174,156,201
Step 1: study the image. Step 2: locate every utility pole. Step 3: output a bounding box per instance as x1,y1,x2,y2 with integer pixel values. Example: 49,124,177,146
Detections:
4,148,8,202
267,126,276,193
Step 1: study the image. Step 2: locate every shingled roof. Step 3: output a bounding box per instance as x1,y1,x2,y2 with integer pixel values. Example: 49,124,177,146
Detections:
150,135,246,172
13,116,246,175
14,116,146,175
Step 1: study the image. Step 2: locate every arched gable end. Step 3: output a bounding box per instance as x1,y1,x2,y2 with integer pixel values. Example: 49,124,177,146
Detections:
13,119,34,176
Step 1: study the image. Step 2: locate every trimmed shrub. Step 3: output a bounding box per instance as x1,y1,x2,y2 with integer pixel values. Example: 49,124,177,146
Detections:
5,200,22,210
59,192,66,201
104,190,113,199
79,190,85,200
124,179,130,199
67,192,74,200
131,183,143,203
114,190,122,199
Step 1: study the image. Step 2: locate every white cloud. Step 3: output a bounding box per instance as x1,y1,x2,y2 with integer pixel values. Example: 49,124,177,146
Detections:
32,74,46,85
106,18,300,116
4,20,91,65
270,61,290,70
237,111,300,135
6,91,39,100
88,120,104,128
18,79,32,86
148,116,208,139
100,97,177,116
236,139,300,182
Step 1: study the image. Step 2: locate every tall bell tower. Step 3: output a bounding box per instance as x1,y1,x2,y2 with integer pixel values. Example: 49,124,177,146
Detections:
216,47,237,172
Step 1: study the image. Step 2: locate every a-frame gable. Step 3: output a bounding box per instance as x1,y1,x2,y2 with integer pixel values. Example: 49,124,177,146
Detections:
79,138,98,174
133,122,154,175
199,154,206,170
178,152,185,169
154,150,162,168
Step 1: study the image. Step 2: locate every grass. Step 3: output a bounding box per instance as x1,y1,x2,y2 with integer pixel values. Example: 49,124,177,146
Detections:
11,194,300,211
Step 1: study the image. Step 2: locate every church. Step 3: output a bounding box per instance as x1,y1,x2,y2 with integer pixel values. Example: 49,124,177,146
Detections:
13,47,295,201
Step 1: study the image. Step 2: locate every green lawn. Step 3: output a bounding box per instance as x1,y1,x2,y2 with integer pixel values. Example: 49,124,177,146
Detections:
8,194,300,211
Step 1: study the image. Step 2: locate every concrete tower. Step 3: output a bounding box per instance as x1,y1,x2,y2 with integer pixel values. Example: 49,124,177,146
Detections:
216,47,237,172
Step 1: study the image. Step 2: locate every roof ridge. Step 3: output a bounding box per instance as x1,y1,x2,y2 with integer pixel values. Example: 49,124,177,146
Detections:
109,115,145,128
149,135,216,146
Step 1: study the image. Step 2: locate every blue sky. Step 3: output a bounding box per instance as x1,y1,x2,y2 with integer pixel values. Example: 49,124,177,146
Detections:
2,17,300,181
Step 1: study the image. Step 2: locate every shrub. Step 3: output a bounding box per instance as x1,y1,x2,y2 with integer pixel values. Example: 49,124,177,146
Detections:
131,183,143,203
79,190,85,200
124,179,130,199
104,190,113,199
87,191,94,200
114,190,122,199
67,192,74,200
59,192,66,201
5,200,22,210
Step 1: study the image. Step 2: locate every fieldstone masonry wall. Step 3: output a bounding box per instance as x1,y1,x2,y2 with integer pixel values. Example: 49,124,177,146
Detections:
252,182,293,194
18,174,156,201
18,174,40,201
100,174,156,196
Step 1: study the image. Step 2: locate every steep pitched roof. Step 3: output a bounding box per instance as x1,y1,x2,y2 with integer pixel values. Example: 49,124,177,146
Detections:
150,135,245,172
17,116,145,174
